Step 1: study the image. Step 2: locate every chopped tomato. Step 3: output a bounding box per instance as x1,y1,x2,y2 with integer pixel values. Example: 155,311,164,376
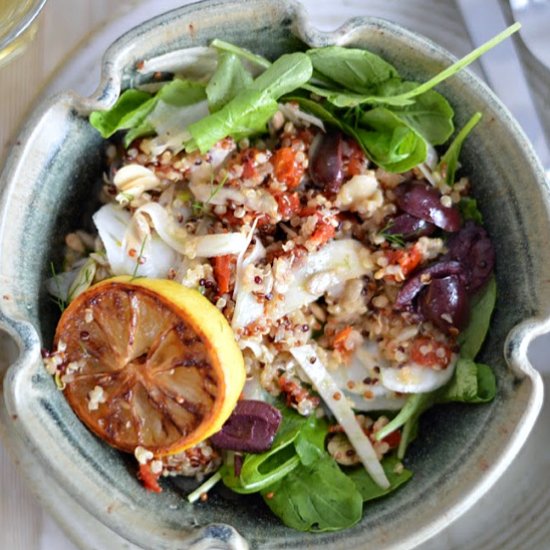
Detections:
272,147,304,189
212,255,233,295
347,157,363,177
409,336,453,368
299,205,318,217
309,220,336,247
274,191,301,219
242,158,256,179
387,245,422,278
381,430,401,449
333,326,353,353
138,463,162,493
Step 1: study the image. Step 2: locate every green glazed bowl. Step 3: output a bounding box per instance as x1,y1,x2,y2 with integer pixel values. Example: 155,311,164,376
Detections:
0,0,545,548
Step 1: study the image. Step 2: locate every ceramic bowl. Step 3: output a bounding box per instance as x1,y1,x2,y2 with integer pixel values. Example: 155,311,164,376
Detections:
0,0,546,548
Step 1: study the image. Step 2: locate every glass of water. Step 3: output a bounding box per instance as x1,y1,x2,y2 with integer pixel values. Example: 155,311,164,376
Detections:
0,0,48,69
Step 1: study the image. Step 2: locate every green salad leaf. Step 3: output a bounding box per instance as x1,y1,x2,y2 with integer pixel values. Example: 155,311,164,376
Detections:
306,46,398,94
188,53,312,152
89,89,154,139
441,358,496,404
459,196,484,224
356,107,427,172
262,455,363,532
458,277,497,359
438,112,482,184
377,80,455,145
206,52,253,112
348,456,413,502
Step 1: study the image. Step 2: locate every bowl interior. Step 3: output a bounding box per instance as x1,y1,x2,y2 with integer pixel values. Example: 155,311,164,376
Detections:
0,1,547,548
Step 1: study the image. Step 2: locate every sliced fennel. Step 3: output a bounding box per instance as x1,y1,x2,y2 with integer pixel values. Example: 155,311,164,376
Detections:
379,356,457,393
291,345,390,489
135,202,248,258
93,204,177,278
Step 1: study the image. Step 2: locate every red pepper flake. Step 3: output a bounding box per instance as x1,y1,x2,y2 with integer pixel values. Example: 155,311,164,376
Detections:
333,392,342,401
200,492,209,502
138,463,162,493
265,491,275,500
212,255,233,296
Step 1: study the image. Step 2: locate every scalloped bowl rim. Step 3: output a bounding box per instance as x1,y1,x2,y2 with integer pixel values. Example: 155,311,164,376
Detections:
0,1,546,548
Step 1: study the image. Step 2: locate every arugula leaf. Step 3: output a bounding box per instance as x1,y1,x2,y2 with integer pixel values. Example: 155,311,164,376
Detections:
459,196,484,224
377,80,455,145
438,112,482,185
306,46,398,94
207,52,253,112
347,456,412,502
89,89,154,138
262,455,363,532
356,107,428,172
458,276,497,360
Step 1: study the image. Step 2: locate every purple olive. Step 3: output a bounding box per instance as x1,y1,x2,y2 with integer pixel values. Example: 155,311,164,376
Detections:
444,221,495,293
395,182,461,232
419,275,470,332
309,131,344,193
394,260,464,310
385,213,437,240
210,400,282,453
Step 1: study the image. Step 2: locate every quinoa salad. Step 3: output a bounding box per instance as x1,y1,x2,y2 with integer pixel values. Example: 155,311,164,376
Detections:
43,32,509,532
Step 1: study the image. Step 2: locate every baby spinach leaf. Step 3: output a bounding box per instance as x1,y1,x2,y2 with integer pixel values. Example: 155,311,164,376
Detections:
262,455,363,532
223,404,308,493
459,197,484,224
438,112,482,185
347,456,412,502
251,52,312,100
188,53,311,152
306,46,398,94
188,89,278,152
295,414,329,466
206,52,253,112
356,107,428,172
89,89,154,138
355,23,520,107
458,276,497,360
377,80,455,145
441,358,496,404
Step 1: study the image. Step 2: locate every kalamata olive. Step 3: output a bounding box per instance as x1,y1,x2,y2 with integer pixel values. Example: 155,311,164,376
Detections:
394,260,464,310
395,182,461,232
385,213,436,240
444,221,495,293
419,275,469,332
309,131,344,193
210,400,282,453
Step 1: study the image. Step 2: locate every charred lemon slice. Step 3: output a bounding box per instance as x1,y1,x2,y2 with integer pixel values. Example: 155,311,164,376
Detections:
53,276,245,456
